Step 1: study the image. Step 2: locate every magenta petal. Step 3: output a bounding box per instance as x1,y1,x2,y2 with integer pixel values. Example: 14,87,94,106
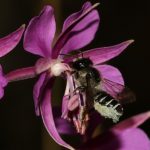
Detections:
53,2,100,58
0,25,25,57
95,65,124,85
68,94,79,111
24,5,56,57
95,64,124,97
112,129,150,150
0,65,7,87
86,40,134,64
0,65,7,99
60,1,99,55
40,81,74,150
113,111,150,131
55,115,76,135
65,40,134,64
61,95,70,119
114,129,150,150
33,73,47,116
5,66,36,82
54,107,76,135
62,2,91,31
81,128,150,150
0,85,4,99
62,73,75,118
85,40,134,64
35,58,52,74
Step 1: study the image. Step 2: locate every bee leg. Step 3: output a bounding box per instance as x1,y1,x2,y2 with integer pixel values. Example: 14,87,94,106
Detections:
73,86,86,94
80,113,89,135
68,92,88,134
78,92,89,134
72,115,81,133
78,92,86,119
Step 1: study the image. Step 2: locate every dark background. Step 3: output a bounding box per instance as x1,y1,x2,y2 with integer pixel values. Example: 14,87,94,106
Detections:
0,0,149,150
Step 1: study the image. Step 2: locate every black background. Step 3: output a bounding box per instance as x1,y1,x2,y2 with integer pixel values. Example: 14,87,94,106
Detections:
0,0,149,150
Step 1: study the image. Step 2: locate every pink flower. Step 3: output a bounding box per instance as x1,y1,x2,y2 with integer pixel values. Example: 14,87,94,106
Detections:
53,110,150,149
22,1,136,149
0,25,25,99
80,111,150,150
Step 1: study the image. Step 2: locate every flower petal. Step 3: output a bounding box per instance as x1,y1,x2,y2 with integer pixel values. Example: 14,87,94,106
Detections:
5,66,36,82
0,65,7,87
67,94,79,111
95,65,124,85
0,85,4,99
62,2,91,31
113,111,150,131
114,129,150,150
83,112,150,150
0,65,7,99
53,2,100,58
54,107,76,135
95,64,124,98
40,79,74,150
61,95,70,119
62,73,75,118
35,58,52,75
0,25,25,57
64,40,134,64
86,40,134,64
81,128,150,150
33,73,47,116
24,5,56,57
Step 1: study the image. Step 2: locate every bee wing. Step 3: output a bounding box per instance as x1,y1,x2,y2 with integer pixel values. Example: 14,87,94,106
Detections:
117,86,136,104
100,78,124,98
100,79,136,104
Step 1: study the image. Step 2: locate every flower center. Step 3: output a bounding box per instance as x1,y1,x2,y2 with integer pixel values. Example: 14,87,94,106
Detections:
35,58,71,76
50,59,70,76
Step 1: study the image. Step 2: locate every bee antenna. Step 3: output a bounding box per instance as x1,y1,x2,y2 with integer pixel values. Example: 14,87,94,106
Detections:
79,50,84,58
59,53,72,56
82,52,84,58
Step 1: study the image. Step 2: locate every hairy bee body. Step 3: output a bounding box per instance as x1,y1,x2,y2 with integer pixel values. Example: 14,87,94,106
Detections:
71,58,124,122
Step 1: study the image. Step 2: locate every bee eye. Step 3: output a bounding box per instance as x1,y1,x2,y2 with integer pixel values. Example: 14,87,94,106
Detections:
72,58,92,70
79,62,85,67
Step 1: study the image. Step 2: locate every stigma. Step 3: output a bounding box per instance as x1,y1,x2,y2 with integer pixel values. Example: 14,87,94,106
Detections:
50,59,70,76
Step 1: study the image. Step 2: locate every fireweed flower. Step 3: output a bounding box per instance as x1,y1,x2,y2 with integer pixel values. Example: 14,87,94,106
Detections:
0,25,25,99
79,111,150,150
54,111,150,149
11,1,141,149
51,109,150,150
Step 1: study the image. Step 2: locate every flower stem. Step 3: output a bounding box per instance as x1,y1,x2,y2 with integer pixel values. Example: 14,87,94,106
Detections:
5,66,37,82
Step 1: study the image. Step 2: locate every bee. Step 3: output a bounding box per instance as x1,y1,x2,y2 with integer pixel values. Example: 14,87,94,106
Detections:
71,57,135,123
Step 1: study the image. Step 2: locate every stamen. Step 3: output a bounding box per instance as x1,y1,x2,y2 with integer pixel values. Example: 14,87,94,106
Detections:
73,116,80,133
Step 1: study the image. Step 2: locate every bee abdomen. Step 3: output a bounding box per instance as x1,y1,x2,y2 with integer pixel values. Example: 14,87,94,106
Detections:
94,92,123,123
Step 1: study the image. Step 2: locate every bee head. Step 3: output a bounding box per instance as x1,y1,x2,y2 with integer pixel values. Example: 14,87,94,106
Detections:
72,58,93,70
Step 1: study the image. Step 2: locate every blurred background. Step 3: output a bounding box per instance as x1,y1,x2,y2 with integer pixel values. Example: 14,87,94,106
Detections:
0,0,149,150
